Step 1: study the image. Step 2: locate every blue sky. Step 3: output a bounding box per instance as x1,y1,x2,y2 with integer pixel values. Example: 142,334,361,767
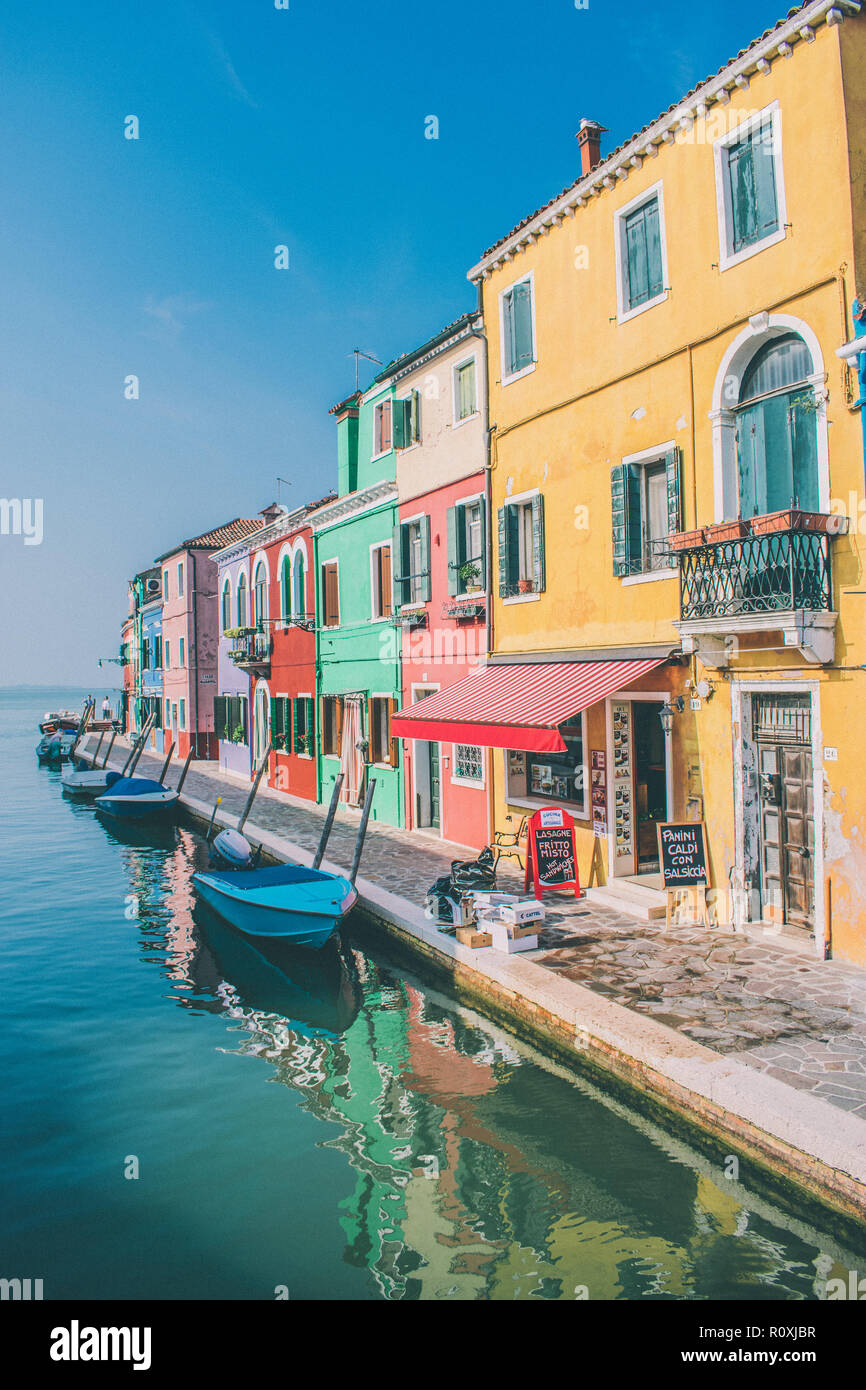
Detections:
0,0,788,684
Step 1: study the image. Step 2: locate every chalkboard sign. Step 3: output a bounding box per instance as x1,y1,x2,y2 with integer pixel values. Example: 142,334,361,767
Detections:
524,808,580,900
657,822,709,889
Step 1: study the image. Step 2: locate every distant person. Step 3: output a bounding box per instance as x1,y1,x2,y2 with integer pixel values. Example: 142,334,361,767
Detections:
102,696,111,722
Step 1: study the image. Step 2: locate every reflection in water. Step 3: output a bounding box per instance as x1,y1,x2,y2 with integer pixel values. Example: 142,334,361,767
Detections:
99,820,861,1301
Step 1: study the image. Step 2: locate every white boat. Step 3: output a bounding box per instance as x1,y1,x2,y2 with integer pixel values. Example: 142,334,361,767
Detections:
61,768,121,798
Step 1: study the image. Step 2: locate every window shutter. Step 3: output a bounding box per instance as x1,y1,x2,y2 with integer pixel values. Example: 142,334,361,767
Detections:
410,390,421,442
728,140,756,252
611,465,629,575
497,505,509,596
625,207,649,308
789,394,820,512
420,515,432,602
393,399,409,449
665,447,682,537
503,290,516,377
213,695,226,742
531,493,546,593
388,698,399,768
753,121,779,239
336,698,344,758
392,523,407,607
512,281,533,372
477,497,487,590
380,545,392,618
366,697,375,761
735,403,764,519
270,697,280,738
645,200,663,299
446,506,459,595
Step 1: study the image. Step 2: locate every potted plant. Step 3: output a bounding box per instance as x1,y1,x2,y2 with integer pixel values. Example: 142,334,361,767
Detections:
517,577,534,595
231,723,246,744
459,561,482,594
751,509,850,537
272,730,286,751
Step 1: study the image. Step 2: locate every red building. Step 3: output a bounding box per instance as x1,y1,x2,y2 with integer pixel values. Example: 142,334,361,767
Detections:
246,497,333,802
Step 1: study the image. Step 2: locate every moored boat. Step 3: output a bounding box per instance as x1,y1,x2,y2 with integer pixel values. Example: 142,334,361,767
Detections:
192,864,358,949
61,768,122,798
95,776,179,820
36,732,77,764
210,827,254,869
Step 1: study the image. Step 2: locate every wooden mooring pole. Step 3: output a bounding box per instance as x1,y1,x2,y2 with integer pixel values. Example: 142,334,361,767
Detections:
175,748,195,796
237,743,272,833
349,779,376,885
313,773,344,870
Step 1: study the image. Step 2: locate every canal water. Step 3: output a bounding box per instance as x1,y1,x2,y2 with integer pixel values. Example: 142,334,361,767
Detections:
3,688,864,1301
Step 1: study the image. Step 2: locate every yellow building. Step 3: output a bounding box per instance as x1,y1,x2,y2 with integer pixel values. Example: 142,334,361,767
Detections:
408,1,866,961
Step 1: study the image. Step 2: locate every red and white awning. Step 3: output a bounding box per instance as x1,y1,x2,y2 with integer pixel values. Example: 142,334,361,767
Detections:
392,658,666,753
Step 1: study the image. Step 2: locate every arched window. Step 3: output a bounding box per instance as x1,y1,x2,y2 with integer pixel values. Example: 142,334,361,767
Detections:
254,563,267,627
236,572,247,628
293,550,306,618
735,334,819,517
221,580,232,633
281,555,291,622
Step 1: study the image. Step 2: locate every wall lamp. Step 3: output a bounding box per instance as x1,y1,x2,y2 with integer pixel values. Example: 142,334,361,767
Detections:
659,697,685,734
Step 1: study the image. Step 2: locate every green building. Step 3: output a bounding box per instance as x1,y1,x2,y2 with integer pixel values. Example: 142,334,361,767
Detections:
314,373,403,827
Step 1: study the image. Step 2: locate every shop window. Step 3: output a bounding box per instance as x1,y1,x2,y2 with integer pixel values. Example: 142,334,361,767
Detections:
505,721,585,811
447,498,486,594
393,517,431,606
498,495,545,597
611,449,681,576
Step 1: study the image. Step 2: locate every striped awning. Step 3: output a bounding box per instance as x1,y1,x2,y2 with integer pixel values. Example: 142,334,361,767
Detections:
391,658,666,753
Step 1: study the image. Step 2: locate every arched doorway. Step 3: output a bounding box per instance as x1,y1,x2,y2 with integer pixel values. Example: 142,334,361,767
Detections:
734,333,819,518
253,681,270,770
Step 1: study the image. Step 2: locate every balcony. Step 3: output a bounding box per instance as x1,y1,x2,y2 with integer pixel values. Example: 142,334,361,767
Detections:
672,514,846,667
227,626,271,673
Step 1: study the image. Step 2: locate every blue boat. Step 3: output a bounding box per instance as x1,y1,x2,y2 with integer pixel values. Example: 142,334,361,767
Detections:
95,776,179,821
192,864,358,949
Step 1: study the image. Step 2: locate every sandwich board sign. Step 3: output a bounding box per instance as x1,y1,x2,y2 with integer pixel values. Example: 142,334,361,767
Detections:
657,821,709,926
525,807,580,901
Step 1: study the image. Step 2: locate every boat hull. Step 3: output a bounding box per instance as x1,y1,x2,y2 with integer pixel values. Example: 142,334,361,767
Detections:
193,866,357,949
61,769,119,797
96,792,178,820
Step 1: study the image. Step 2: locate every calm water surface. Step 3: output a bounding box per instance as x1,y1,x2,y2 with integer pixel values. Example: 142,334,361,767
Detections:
2,688,864,1300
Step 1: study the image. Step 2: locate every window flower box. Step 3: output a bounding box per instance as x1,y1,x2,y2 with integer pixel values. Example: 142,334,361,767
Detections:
391,608,427,628
668,528,706,551
750,510,850,537
703,520,750,544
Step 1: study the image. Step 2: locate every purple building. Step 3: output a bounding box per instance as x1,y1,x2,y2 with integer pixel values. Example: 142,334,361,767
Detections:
212,535,257,780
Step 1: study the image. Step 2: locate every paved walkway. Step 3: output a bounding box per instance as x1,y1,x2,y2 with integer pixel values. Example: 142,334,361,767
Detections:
90,737,866,1123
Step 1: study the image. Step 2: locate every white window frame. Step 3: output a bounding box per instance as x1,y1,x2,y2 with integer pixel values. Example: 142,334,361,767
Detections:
618,440,679,585
369,541,392,621
451,742,485,789
368,692,394,768
294,692,314,760
499,270,537,386
614,180,669,324
713,100,787,274
395,389,422,450
452,353,479,427
321,558,340,628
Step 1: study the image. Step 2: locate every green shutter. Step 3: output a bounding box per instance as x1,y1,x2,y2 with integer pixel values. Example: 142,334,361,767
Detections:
531,493,545,593
752,121,779,240
625,207,649,308
477,497,487,590
611,465,629,576
213,695,226,742
392,523,408,606
728,139,755,252
789,394,819,512
420,515,432,602
446,505,459,595
270,697,280,737
665,447,682,537
498,505,509,596
410,390,421,442
512,281,533,373
393,399,409,449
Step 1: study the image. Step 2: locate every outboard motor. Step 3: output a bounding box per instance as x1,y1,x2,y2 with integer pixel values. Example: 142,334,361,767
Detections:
211,827,253,870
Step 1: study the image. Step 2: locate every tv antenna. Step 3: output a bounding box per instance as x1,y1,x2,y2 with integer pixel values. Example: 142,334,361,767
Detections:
276,476,291,505
348,348,381,392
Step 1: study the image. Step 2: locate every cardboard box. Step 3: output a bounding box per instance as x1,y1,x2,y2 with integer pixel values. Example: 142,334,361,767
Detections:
470,892,521,909
490,921,539,954
510,921,541,939
499,902,546,925
456,927,493,949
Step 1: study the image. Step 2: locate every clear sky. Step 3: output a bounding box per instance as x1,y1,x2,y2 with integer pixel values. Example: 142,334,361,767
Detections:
0,0,788,685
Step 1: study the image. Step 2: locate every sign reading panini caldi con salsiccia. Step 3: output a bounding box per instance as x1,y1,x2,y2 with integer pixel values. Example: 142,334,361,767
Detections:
657,822,709,889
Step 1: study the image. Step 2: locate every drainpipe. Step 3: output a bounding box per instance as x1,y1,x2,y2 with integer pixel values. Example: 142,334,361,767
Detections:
465,290,496,847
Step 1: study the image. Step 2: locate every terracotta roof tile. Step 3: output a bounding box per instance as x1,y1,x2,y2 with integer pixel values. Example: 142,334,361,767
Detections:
154,518,262,562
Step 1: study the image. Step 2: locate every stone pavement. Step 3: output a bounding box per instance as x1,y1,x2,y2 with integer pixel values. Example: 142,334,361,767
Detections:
89,737,866,1123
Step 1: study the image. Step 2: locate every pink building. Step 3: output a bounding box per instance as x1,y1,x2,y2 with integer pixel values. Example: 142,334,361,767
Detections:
388,314,492,850
156,518,262,760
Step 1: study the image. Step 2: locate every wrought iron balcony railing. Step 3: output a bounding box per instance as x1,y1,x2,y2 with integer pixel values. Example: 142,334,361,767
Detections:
227,628,272,668
679,530,831,621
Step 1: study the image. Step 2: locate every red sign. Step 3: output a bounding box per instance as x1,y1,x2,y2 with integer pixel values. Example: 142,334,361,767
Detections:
524,807,581,901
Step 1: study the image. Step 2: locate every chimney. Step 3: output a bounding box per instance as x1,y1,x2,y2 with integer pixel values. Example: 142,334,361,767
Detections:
577,119,607,176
